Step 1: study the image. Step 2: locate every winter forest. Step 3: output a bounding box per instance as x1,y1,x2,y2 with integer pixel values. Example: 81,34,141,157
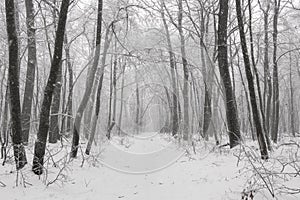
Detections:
1,0,300,199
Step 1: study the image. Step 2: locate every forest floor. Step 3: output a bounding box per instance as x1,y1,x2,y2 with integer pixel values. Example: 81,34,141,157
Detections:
1,132,300,200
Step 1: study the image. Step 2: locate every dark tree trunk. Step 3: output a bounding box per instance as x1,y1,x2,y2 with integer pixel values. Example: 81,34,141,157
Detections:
236,53,255,140
162,86,172,133
212,88,220,145
258,1,273,142
217,0,241,148
200,4,214,141
22,0,37,144
248,0,264,128
60,34,73,136
48,0,62,143
34,58,39,133
32,0,70,175
14,0,21,75
5,0,28,170
49,62,62,143
271,0,281,143
71,0,103,158
235,0,268,159
203,86,212,140
248,0,271,150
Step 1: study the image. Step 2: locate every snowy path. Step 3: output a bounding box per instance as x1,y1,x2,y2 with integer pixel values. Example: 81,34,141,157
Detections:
98,132,185,174
1,132,299,200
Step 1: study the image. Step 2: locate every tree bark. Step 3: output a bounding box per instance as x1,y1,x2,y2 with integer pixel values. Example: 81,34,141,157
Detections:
32,0,70,175
236,52,255,140
71,0,103,158
289,52,295,137
135,67,140,134
161,1,179,137
107,49,117,138
65,35,73,134
199,7,213,141
271,0,281,143
217,0,241,148
0,64,7,132
235,0,268,159
178,0,189,141
49,61,62,143
5,0,28,170
258,1,273,142
14,0,21,75
22,0,37,144
85,26,112,155
1,85,9,162
249,0,271,150
118,62,126,135
248,0,265,129
49,2,62,143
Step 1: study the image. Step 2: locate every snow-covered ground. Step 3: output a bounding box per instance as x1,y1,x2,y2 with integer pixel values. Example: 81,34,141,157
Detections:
1,132,300,200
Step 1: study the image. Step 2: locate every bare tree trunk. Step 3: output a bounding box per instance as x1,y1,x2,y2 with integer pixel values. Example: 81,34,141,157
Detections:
22,0,37,144
34,53,40,134
61,34,73,135
84,81,96,139
32,0,70,175
236,53,255,140
258,1,273,142
71,0,103,158
118,61,126,135
190,73,200,135
14,0,21,75
235,0,268,159
178,0,189,141
217,0,241,148
289,52,295,137
249,0,271,150
107,47,117,138
49,61,62,143
229,38,236,96
107,55,113,136
212,88,220,145
161,86,172,133
0,64,7,128
49,2,62,143
84,64,99,140
135,66,140,135
48,1,61,144
1,86,9,161
248,0,265,128
5,0,28,170
271,0,281,143
200,8,212,141
161,2,179,137
85,27,112,155
60,59,67,135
